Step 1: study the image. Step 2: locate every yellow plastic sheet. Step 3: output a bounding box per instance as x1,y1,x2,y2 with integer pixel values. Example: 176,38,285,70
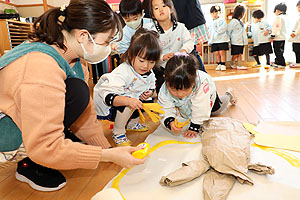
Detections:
254,134,300,152
243,122,300,153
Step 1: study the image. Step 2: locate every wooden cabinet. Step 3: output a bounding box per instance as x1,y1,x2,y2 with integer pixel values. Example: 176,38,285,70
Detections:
0,19,32,55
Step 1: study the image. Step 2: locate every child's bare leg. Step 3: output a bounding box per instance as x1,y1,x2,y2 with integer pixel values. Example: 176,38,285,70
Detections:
215,51,220,63
220,50,226,63
237,54,242,66
231,55,238,66
112,107,133,145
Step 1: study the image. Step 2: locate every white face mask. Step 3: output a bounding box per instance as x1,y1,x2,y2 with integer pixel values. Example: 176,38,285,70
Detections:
80,32,111,64
125,12,144,30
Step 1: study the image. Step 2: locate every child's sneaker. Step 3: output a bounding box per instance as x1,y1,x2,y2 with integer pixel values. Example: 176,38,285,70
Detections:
215,65,222,71
290,63,300,68
236,66,248,70
220,65,226,71
253,64,261,68
126,122,149,132
112,134,132,146
16,157,66,191
230,64,237,69
225,88,238,105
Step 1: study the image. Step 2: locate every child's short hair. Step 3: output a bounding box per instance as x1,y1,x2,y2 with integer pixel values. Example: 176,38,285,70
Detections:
274,2,287,14
232,5,246,20
121,28,161,65
297,0,300,7
119,0,143,18
148,0,177,21
252,9,264,19
210,5,221,13
165,54,198,90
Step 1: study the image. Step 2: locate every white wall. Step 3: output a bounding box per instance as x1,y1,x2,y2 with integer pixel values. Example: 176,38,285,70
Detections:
10,0,42,5
0,2,16,13
10,0,70,7
47,0,70,7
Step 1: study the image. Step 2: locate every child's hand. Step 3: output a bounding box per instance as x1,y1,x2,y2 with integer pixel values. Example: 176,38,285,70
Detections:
126,98,143,110
291,33,296,38
170,121,183,134
264,30,269,36
163,53,175,61
140,90,153,101
183,130,198,139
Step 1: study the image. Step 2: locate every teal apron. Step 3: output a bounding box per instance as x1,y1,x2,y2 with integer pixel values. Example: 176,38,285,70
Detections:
0,42,85,151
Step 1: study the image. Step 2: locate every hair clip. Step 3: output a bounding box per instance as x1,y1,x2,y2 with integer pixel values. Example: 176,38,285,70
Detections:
174,52,189,57
60,4,67,16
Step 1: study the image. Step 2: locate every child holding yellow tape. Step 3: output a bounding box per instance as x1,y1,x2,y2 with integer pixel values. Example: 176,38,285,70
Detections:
158,53,237,138
93,28,161,146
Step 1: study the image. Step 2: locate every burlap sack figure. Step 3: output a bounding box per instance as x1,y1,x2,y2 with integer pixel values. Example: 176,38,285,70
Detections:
160,117,274,200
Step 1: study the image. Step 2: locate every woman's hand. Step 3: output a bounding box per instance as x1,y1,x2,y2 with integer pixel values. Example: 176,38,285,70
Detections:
140,90,153,101
126,98,143,110
170,121,183,134
183,130,198,139
100,146,146,169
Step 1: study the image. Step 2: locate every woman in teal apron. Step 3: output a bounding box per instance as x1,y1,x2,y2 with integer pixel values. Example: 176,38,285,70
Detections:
0,0,145,192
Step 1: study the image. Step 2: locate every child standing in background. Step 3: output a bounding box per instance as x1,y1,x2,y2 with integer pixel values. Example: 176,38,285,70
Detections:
158,53,237,139
116,0,151,55
251,9,273,67
208,5,229,71
93,28,161,146
145,0,194,94
227,5,248,70
271,2,287,68
289,1,300,67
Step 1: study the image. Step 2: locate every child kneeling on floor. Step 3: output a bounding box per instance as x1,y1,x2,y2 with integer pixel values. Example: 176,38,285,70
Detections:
94,28,161,146
158,53,237,138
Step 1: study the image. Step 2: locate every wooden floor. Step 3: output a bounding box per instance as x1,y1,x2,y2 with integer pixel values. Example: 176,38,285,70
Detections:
1,66,300,200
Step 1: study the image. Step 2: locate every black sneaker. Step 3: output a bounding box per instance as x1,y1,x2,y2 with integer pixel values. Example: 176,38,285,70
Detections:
16,157,66,191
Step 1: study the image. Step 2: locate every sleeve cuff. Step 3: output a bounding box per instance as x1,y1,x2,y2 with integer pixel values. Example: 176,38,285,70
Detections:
105,93,118,106
188,122,201,133
164,117,175,130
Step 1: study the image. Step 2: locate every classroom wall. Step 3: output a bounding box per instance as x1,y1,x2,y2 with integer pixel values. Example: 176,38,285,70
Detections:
47,0,70,7
0,1,16,13
16,6,44,17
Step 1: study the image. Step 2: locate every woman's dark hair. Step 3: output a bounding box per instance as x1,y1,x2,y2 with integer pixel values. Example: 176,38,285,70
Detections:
210,5,221,13
28,0,122,50
252,9,264,19
148,0,177,21
274,2,287,14
119,0,143,18
165,54,198,90
121,28,161,66
232,5,246,20
297,1,300,7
